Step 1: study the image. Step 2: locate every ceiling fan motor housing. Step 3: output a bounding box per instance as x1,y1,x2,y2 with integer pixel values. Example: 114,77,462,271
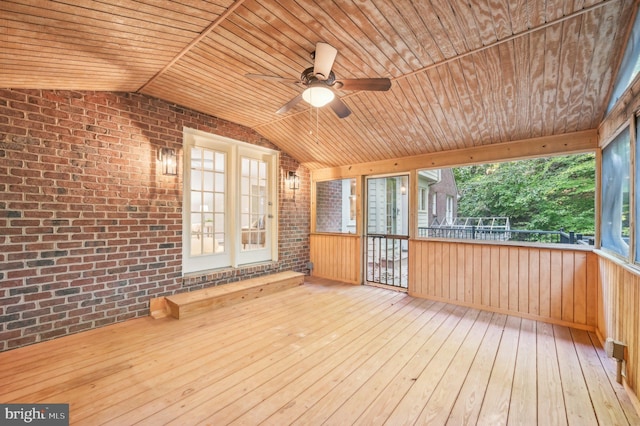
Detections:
301,67,336,86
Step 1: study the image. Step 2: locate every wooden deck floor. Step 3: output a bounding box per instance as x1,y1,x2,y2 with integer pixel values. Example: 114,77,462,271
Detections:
2,277,639,425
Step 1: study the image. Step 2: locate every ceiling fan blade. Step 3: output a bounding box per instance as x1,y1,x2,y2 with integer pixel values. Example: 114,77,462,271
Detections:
276,94,303,114
245,73,299,83
313,42,338,80
335,78,392,91
328,97,351,119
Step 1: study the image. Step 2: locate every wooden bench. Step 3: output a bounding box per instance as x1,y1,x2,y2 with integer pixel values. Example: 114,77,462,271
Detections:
150,271,305,319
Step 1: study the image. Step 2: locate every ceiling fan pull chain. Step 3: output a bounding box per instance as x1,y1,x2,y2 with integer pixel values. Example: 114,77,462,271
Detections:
316,106,320,145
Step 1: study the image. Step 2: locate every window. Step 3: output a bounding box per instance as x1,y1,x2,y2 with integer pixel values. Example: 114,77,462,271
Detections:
432,193,437,215
183,128,278,274
446,195,454,224
601,127,631,257
605,9,640,262
315,178,357,234
418,187,427,211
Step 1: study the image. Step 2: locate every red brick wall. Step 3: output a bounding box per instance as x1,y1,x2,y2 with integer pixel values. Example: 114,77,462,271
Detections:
0,89,310,351
315,179,344,232
430,168,458,222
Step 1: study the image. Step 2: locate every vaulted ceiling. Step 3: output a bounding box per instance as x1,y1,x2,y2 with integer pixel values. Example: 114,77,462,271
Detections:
0,0,635,170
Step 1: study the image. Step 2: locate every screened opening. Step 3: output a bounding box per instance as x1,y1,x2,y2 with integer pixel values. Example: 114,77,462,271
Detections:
418,155,596,245
601,128,631,257
315,178,357,234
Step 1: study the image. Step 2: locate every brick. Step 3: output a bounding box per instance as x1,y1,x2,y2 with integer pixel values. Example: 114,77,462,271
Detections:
41,282,67,291
0,330,22,343
52,303,78,313
40,298,66,308
69,323,93,333
0,213,28,226
68,307,92,317
0,314,20,323
39,313,67,324
0,297,21,306
7,336,37,349
54,317,80,328
7,318,37,329
24,292,52,302
40,329,67,339
6,302,36,314
9,286,40,296
41,250,69,258
0,261,24,270
22,307,51,319
80,298,103,307
26,259,55,267
25,324,53,334
26,275,57,285
54,287,81,296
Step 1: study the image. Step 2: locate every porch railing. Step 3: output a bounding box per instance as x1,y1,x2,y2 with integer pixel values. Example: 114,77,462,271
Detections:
417,226,593,245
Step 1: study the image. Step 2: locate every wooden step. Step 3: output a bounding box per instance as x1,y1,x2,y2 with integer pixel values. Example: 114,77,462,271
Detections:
150,271,305,319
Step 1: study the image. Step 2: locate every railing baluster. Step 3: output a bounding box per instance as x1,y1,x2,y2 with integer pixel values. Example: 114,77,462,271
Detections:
366,234,409,289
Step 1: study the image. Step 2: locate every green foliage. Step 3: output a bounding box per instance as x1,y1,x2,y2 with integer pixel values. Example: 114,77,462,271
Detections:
452,154,595,234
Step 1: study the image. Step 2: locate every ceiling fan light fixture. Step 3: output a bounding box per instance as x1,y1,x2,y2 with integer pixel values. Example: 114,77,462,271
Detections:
302,85,334,108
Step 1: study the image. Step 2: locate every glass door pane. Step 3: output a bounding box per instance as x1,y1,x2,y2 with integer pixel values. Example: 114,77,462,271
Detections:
240,157,267,251
190,147,226,256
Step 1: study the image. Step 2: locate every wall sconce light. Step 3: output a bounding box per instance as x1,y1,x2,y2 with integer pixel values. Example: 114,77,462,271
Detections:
159,147,177,176
288,171,300,190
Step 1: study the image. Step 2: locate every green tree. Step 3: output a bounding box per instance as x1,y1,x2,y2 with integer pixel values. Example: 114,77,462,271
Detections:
453,154,595,234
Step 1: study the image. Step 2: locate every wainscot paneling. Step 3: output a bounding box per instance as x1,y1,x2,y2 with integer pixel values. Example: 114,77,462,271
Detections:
310,234,361,285
409,240,598,331
597,253,640,396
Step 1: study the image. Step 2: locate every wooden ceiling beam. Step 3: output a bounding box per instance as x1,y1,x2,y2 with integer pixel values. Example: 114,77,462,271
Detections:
136,0,246,93
311,129,598,181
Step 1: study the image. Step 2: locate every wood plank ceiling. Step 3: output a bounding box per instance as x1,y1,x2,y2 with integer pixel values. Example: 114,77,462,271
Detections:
0,0,635,170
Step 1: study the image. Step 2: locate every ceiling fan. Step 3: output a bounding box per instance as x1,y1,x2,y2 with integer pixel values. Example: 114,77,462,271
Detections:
246,42,392,119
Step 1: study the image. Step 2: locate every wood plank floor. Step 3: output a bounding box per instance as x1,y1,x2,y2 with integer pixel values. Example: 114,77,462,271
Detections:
1,277,639,425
